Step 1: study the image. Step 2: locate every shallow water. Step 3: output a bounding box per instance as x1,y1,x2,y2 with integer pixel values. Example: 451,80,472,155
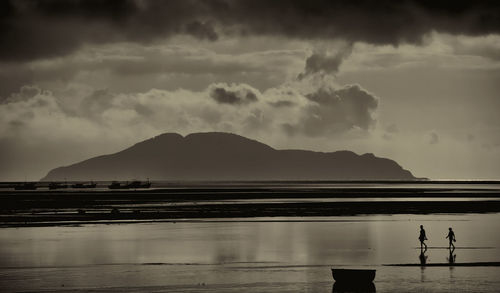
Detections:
1,214,500,292
117,197,500,208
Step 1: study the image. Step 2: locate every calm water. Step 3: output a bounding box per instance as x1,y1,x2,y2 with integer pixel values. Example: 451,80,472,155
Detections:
1,214,500,292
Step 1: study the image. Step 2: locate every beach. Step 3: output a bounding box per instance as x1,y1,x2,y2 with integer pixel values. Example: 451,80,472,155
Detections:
1,214,500,292
1,182,500,292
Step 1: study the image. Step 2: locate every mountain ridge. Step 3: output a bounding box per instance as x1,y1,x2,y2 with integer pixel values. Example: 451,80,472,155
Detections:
41,132,416,181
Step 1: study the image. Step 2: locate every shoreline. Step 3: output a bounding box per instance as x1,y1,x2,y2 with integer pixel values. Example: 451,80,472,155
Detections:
2,187,500,227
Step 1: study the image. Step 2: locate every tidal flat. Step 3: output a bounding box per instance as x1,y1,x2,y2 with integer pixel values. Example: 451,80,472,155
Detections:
1,214,500,292
1,183,500,292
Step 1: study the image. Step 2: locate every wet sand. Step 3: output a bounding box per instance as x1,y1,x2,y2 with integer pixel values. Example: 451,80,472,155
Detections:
1,214,500,292
386,262,500,266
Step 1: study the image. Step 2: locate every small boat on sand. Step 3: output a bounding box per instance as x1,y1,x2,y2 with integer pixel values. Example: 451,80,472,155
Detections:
331,268,376,283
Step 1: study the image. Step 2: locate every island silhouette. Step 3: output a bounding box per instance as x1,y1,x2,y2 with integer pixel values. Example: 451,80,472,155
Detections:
41,132,416,181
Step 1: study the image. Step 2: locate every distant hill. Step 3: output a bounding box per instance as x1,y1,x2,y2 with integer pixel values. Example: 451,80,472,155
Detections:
41,132,416,181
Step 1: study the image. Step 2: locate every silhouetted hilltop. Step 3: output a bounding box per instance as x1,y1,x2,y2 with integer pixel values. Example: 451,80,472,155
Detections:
41,132,416,181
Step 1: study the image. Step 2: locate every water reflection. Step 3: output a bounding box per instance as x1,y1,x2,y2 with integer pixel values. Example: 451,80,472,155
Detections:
0,214,499,269
447,248,457,265
1,214,500,292
419,248,428,266
332,282,376,293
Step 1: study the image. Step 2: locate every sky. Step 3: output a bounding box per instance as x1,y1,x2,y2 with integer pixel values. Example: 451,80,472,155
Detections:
1,0,500,180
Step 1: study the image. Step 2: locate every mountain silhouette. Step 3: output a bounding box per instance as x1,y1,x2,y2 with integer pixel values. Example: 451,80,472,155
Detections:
41,132,416,181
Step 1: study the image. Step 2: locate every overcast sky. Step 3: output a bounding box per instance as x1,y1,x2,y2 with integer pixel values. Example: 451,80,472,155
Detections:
1,0,500,180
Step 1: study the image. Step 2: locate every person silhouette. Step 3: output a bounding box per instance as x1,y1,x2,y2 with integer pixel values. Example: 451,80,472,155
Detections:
446,227,456,249
419,225,428,250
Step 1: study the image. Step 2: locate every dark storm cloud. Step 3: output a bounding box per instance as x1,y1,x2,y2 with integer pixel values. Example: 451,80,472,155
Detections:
209,83,259,105
2,0,500,62
298,46,352,79
184,21,218,41
0,0,210,61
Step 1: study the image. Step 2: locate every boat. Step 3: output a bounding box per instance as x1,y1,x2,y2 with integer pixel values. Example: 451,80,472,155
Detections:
108,180,151,189
125,180,151,189
14,182,38,190
49,182,69,190
331,268,376,283
71,182,97,188
140,180,151,188
108,181,126,189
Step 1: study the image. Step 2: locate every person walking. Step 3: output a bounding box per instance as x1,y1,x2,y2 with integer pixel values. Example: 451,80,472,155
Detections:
446,227,456,249
419,225,428,250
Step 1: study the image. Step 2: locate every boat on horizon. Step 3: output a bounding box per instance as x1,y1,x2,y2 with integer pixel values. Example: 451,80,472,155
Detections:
125,180,151,189
108,181,126,189
71,182,97,188
108,180,151,189
49,182,69,190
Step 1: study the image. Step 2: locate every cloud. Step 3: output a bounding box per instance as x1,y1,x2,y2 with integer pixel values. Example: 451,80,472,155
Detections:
184,21,218,41
3,85,42,103
428,132,439,144
209,83,259,105
386,124,399,133
0,79,380,179
298,45,353,79
446,34,500,61
285,84,379,137
268,100,295,108
2,0,500,61
382,123,399,140
0,41,305,100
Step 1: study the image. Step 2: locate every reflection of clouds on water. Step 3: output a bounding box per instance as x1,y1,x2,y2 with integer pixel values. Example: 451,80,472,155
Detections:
0,214,499,268
1,214,500,292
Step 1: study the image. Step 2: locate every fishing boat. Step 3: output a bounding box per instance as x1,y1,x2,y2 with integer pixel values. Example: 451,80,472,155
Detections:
331,268,376,283
71,182,97,188
49,182,69,190
108,181,126,189
125,180,151,189
108,180,151,189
